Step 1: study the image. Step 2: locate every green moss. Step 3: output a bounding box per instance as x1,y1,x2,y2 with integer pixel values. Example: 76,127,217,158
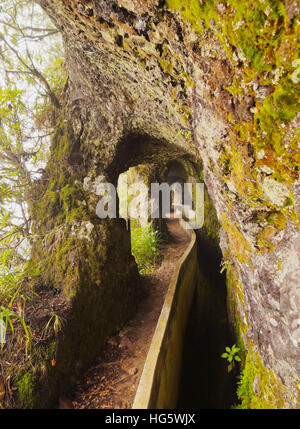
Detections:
266,211,286,229
60,184,76,213
167,0,299,231
52,125,74,161
258,76,300,123
201,187,220,245
222,212,253,263
226,260,289,408
167,0,290,70
67,206,86,222
236,349,287,409
225,76,245,97
256,226,277,253
16,372,37,409
166,0,217,33
47,341,57,359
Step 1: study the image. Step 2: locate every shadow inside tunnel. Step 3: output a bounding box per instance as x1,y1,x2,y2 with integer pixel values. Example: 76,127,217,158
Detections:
177,232,239,409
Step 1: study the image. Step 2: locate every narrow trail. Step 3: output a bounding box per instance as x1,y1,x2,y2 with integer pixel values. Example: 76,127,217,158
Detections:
64,217,191,409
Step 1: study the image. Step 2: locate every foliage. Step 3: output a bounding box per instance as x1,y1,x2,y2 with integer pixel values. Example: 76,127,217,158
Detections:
0,0,64,262
221,344,241,373
0,0,64,109
220,260,230,274
131,221,162,273
43,313,61,338
0,305,31,350
0,0,65,366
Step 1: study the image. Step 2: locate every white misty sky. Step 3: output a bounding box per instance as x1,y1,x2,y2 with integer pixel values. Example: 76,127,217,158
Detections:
0,1,64,261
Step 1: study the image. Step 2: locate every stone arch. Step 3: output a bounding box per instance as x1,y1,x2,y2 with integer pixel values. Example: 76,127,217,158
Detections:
107,133,197,186
27,119,203,407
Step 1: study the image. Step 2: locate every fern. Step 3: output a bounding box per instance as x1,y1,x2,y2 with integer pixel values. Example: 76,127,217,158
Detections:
131,222,162,273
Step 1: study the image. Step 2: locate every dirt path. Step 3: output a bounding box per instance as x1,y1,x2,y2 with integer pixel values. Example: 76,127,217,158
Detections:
65,218,190,409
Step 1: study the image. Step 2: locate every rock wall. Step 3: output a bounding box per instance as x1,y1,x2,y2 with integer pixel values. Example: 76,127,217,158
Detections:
32,0,299,407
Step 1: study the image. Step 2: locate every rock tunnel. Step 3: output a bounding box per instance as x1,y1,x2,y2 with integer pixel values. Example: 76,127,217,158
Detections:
8,0,300,409
29,126,205,407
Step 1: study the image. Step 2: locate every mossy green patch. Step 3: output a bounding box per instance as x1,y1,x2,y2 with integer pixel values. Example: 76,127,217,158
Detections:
221,212,252,263
167,0,299,230
201,187,220,245
236,349,287,409
166,0,212,33
259,76,300,123
266,211,286,229
16,372,37,409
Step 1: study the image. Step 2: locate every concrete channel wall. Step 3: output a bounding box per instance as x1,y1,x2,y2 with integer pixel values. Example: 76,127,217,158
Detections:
132,222,198,409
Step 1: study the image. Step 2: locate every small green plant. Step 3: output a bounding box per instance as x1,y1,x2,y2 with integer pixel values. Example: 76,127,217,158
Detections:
234,352,257,408
44,313,62,337
131,222,162,273
220,260,231,273
221,344,241,373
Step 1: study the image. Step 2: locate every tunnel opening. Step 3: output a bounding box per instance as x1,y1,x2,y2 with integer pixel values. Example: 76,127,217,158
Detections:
112,133,199,274
117,164,164,275
113,149,239,409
